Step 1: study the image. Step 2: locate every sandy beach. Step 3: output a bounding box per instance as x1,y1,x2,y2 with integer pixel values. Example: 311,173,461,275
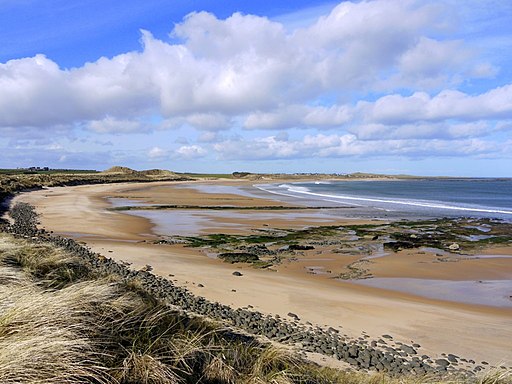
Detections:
12,180,512,367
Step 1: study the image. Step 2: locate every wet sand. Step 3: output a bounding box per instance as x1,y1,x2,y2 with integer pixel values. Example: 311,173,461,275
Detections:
12,180,512,367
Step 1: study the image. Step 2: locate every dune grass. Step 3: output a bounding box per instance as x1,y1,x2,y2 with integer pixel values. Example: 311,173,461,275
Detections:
0,233,510,384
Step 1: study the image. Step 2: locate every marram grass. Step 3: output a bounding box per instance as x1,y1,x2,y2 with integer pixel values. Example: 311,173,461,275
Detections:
0,233,510,384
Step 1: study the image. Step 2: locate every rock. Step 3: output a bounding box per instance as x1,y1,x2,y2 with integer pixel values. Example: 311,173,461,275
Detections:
219,252,259,264
400,345,417,355
232,271,243,276
447,354,458,363
348,346,358,358
289,244,315,251
448,243,460,250
384,241,414,251
436,358,450,367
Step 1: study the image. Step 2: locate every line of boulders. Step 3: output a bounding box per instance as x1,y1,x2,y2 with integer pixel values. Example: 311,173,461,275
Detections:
3,202,481,377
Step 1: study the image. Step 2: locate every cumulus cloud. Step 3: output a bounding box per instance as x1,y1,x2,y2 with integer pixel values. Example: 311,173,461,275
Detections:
174,144,207,159
148,146,168,159
217,136,300,159
1,0,510,169
0,0,492,132
214,133,501,160
357,84,512,125
244,105,352,130
348,121,493,140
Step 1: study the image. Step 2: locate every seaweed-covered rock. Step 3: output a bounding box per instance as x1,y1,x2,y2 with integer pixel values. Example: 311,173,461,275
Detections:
289,244,315,251
218,252,259,264
383,241,415,251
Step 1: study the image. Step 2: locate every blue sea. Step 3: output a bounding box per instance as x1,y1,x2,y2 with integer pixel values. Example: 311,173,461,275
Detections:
256,179,512,220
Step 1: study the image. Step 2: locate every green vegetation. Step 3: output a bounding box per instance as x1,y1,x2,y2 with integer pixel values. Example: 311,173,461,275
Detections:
181,225,343,249
218,252,260,263
0,168,99,175
171,219,512,273
0,167,191,208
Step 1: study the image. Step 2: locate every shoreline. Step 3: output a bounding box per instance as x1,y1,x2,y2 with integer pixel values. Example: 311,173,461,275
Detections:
10,179,512,368
254,180,512,221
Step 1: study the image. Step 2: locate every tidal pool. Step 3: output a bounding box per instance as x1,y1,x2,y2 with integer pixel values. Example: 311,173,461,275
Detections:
352,277,512,307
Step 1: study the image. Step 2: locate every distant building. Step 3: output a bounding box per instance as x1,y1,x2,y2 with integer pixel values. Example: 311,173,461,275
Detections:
27,166,50,171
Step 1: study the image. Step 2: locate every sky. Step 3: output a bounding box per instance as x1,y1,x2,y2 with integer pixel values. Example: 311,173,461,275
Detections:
1,0,511,176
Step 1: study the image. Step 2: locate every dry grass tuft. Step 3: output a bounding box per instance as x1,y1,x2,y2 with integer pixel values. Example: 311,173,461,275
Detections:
478,369,512,384
251,346,301,380
203,354,238,383
119,350,181,384
0,271,112,382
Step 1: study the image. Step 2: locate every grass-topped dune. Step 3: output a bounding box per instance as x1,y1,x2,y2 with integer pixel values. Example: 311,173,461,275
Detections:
103,166,177,177
0,166,189,208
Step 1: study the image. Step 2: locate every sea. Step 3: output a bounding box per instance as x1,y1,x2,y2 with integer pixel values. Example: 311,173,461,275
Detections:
255,179,512,221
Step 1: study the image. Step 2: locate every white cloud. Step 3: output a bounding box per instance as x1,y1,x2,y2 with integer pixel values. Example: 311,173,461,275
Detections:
148,146,168,159
214,133,502,160
173,11,287,60
357,84,512,125
244,105,352,130
348,121,492,140
469,62,499,78
213,136,299,160
174,144,207,159
1,0,510,171
87,116,149,133
392,37,474,88
0,0,492,133
399,38,467,76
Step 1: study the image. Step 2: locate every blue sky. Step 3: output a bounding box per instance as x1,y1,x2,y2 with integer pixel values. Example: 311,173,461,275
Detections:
1,0,511,176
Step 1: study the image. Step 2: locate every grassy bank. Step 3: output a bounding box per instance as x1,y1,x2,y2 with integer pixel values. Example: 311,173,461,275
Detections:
0,168,190,221
0,168,188,196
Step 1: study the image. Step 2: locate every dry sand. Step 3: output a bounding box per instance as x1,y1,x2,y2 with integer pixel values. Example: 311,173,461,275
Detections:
12,180,512,367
